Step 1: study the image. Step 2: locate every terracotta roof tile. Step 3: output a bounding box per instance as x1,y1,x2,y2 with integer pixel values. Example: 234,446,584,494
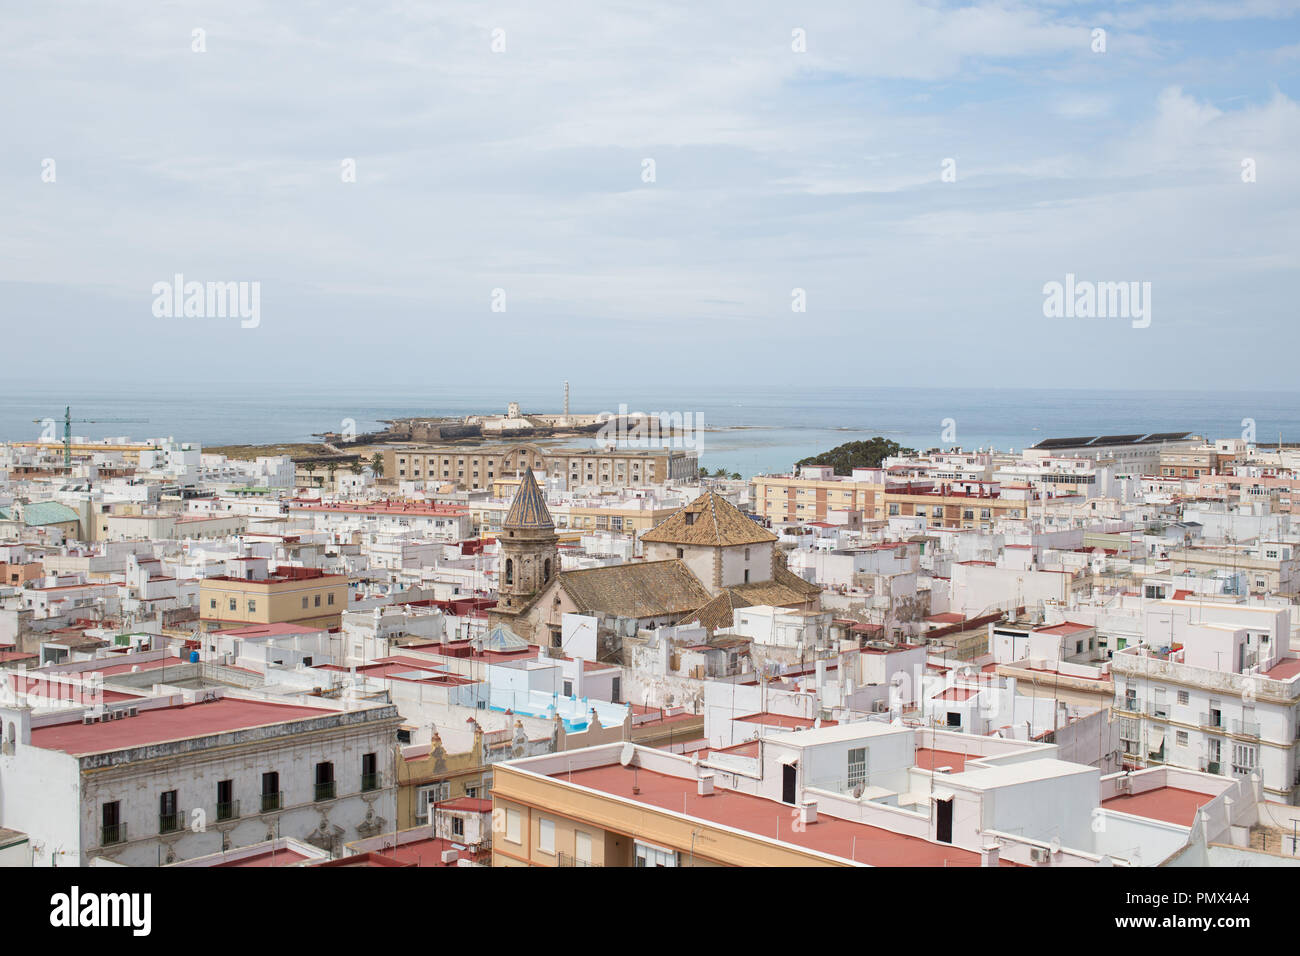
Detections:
641,492,776,547
558,559,712,619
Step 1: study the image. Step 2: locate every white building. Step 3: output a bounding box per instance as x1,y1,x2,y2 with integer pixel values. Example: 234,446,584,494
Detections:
0,691,400,866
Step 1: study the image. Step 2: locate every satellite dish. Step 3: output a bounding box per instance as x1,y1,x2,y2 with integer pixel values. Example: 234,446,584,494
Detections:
619,742,635,767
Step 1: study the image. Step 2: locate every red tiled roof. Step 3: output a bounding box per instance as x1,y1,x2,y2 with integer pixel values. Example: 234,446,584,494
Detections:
30,698,334,756
1263,657,1300,680
1034,622,1092,635
914,748,971,773
1101,787,1213,827
733,713,835,730
560,764,1009,867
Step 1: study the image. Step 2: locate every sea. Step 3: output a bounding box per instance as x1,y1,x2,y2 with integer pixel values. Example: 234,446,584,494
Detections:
2,383,1297,478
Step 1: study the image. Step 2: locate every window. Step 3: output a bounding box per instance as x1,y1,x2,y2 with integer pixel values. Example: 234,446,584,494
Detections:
538,818,556,854
159,789,180,833
327,593,334,605
847,747,867,788
452,816,464,837
1231,743,1258,776
634,840,679,867
247,599,256,613
209,598,216,609
314,761,335,801
1175,731,1189,747
505,808,522,844
102,801,123,845
416,782,450,822
575,830,593,865
228,598,237,611
302,596,308,609
361,752,378,792
1177,690,1189,706
314,594,321,607
261,771,281,812
217,779,236,820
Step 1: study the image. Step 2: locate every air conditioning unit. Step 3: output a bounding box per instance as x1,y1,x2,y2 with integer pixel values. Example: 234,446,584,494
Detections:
1029,846,1051,864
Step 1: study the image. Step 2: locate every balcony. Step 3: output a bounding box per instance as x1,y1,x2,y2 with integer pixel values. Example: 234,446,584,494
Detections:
159,811,185,835
1199,713,1225,731
1232,719,1261,738
100,822,127,846
556,852,599,867
260,791,284,813
217,800,240,822
314,781,336,802
360,773,380,794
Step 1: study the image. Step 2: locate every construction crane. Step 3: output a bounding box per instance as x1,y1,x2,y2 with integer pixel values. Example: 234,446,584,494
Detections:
32,406,149,468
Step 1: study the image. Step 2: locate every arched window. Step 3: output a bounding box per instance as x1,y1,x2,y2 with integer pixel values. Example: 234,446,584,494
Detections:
505,558,513,585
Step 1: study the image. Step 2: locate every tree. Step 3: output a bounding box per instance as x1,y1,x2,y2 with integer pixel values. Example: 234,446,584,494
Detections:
326,460,339,488
370,453,384,478
795,437,916,476
730,471,741,480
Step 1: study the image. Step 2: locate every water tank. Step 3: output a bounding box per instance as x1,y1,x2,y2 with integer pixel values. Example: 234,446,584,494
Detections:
189,650,200,664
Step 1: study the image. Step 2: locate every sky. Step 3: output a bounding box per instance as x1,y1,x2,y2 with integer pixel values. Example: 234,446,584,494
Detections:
2,0,1298,391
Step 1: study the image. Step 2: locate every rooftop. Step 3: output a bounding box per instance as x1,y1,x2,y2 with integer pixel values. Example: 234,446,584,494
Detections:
557,763,1005,867
1101,786,1215,827
29,697,337,756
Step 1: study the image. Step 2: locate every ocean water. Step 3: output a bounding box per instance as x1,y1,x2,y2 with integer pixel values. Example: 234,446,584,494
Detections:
1,383,1297,477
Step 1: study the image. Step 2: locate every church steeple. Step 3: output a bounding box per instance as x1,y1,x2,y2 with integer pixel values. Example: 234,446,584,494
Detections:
498,469,559,610
503,468,553,530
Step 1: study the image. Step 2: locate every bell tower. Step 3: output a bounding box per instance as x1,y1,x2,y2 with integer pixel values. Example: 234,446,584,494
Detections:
497,468,559,610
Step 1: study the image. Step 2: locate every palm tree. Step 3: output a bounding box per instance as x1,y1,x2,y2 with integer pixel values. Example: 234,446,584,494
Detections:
326,460,339,488
303,461,318,487
370,453,384,478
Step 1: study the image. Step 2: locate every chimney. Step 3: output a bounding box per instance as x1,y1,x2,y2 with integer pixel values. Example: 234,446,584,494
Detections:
980,843,1000,867
800,799,817,825
697,772,715,796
